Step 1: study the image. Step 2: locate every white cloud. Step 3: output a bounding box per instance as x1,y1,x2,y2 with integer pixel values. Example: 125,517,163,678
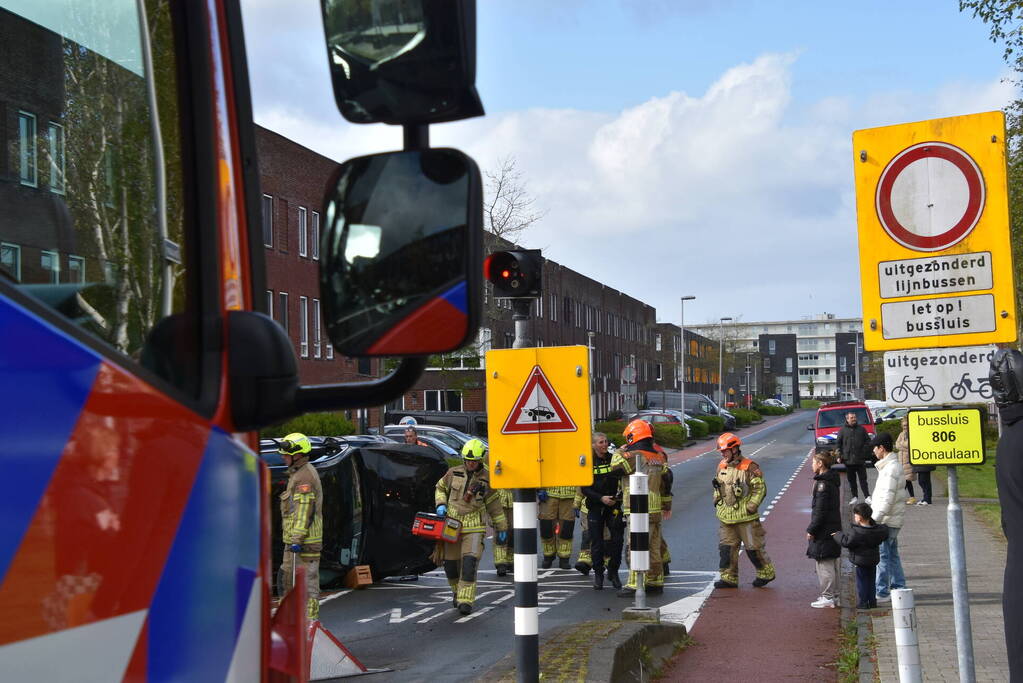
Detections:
242,17,1015,327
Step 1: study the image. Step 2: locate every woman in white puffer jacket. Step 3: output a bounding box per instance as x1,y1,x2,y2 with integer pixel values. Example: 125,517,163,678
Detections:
868,432,908,600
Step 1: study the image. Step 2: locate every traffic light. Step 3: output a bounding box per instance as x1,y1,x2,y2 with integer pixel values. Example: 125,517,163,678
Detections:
484,249,543,298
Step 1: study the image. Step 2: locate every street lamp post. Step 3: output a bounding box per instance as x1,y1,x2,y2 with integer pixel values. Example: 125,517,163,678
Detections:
680,296,695,414
718,316,732,406
848,337,861,399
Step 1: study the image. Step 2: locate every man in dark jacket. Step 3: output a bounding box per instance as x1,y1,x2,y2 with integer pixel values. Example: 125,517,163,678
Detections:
807,448,843,608
835,412,871,503
581,432,624,590
990,349,1023,681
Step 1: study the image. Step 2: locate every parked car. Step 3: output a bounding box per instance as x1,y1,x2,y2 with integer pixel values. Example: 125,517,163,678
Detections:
259,437,448,589
384,432,462,465
761,398,790,409
807,401,877,447
684,394,737,429
875,407,909,423
382,423,485,453
865,400,889,421
627,410,690,439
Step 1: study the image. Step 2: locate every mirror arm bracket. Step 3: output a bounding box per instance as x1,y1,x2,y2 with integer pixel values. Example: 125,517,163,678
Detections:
403,124,430,150
295,356,428,412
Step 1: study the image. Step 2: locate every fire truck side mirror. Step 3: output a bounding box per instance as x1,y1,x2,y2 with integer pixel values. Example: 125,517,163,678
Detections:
320,0,483,125
320,148,482,356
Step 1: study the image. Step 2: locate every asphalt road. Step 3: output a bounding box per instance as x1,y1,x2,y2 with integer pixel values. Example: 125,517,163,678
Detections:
319,412,815,680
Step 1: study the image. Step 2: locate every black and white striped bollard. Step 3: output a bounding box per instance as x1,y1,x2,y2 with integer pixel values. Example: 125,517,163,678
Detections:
629,459,650,610
513,488,539,682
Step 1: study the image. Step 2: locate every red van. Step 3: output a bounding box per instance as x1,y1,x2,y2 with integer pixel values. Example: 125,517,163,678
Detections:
808,401,877,448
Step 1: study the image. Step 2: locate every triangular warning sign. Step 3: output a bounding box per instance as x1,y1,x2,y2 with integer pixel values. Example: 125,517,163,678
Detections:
501,365,578,434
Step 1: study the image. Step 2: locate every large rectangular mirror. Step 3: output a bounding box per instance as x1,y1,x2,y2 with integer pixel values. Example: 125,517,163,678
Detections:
320,0,483,124
320,149,481,356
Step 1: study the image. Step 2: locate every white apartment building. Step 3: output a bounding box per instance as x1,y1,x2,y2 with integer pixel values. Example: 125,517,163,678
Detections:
690,313,863,399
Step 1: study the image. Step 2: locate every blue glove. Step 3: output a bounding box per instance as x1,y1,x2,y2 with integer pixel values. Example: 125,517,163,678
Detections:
497,530,508,544
287,543,302,553
436,504,447,516
537,490,549,503
574,507,580,518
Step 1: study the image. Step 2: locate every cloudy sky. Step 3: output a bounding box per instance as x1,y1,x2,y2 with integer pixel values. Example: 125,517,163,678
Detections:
239,0,1014,328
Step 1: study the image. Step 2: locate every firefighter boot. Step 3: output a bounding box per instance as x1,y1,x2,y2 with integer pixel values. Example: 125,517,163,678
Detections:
593,569,604,590
541,555,554,569
749,549,776,587
715,543,739,588
557,521,574,569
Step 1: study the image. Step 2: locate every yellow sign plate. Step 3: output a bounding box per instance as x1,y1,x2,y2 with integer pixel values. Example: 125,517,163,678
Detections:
486,345,593,489
907,408,985,466
853,111,1017,351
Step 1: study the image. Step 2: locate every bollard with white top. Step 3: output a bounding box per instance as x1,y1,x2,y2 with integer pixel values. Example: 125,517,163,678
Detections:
892,588,923,683
629,465,649,609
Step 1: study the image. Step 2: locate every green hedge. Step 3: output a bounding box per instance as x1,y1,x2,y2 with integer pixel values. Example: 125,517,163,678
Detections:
756,405,788,416
701,415,725,433
652,424,688,448
687,418,709,439
595,421,626,447
731,408,762,426
261,412,357,439
595,420,693,448
875,419,903,440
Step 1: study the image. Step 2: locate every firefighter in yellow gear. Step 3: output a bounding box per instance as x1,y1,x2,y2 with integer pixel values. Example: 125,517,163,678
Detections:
277,433,323,619
713,432,775,588
613,421,671,597
573,489,591,574
436,439,508,614
538,486,577,569
492,488,514,576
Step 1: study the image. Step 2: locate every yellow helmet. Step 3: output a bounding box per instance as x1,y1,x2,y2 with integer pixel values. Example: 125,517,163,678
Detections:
278,432,311,456
461,438,486,461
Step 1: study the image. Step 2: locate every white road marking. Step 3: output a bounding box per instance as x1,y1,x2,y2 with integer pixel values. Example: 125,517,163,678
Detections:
659,575,717,631
318,589,351,605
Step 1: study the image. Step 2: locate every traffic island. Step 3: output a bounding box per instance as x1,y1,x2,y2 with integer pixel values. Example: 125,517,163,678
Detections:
482,619,688,682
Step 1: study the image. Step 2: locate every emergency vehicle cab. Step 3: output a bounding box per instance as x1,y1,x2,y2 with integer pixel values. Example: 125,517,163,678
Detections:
0,1,483,680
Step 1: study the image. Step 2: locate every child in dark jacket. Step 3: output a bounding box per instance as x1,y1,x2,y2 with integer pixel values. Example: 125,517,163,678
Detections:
807,448,843,608
833,503,889,609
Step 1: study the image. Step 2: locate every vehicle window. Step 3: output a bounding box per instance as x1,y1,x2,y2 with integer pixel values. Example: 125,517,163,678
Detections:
817,408,870,429
427,431,464,451
332,457,363,568
0,2,202,398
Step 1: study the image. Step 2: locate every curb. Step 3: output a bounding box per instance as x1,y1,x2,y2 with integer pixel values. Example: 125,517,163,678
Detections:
481,620,687,682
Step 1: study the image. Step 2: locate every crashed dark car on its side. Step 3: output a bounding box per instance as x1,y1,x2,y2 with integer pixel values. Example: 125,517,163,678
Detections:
260,436,448,588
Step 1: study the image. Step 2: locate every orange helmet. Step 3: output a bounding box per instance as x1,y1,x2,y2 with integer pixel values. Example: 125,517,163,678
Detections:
717,432,741,451
623,419,653,445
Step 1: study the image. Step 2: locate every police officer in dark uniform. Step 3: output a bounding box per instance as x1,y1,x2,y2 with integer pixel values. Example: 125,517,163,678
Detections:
580,432,624,590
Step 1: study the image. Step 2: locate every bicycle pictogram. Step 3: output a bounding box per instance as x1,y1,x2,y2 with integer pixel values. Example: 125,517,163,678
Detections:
949,372,992,401
890,375,935,403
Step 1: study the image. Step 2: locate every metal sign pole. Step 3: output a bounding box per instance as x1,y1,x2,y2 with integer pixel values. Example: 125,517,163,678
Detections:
511,298,539,683
946,466,976,683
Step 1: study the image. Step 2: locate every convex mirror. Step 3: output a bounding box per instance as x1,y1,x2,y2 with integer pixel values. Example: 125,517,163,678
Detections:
320,0,483,124
321,149,481,356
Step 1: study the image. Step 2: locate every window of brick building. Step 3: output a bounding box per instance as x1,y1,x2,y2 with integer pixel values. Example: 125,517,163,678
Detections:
262,194,273,247
298,206,308,257
299,296,308,357
278,292,289,331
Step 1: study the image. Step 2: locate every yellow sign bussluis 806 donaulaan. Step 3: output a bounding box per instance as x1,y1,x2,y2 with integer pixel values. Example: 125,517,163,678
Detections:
485,345,592,489
907,408,984,466
853,111,1017,352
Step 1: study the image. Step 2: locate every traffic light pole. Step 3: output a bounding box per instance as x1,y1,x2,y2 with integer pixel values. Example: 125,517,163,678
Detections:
511,297,539,683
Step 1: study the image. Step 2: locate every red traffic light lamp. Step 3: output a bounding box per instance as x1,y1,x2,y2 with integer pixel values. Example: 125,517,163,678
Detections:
484,249,542,298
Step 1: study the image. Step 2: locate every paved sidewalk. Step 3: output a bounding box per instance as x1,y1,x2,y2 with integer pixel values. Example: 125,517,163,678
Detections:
867,479,1008,682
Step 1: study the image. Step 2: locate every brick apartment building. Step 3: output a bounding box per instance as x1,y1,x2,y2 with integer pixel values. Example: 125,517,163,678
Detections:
392,257,665,422
651,323,722,401
256,127,383,429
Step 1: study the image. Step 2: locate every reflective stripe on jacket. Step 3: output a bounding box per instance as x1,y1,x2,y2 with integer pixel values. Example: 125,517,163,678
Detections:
713,457,765,524
435,465,508,534
281,460,323,551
